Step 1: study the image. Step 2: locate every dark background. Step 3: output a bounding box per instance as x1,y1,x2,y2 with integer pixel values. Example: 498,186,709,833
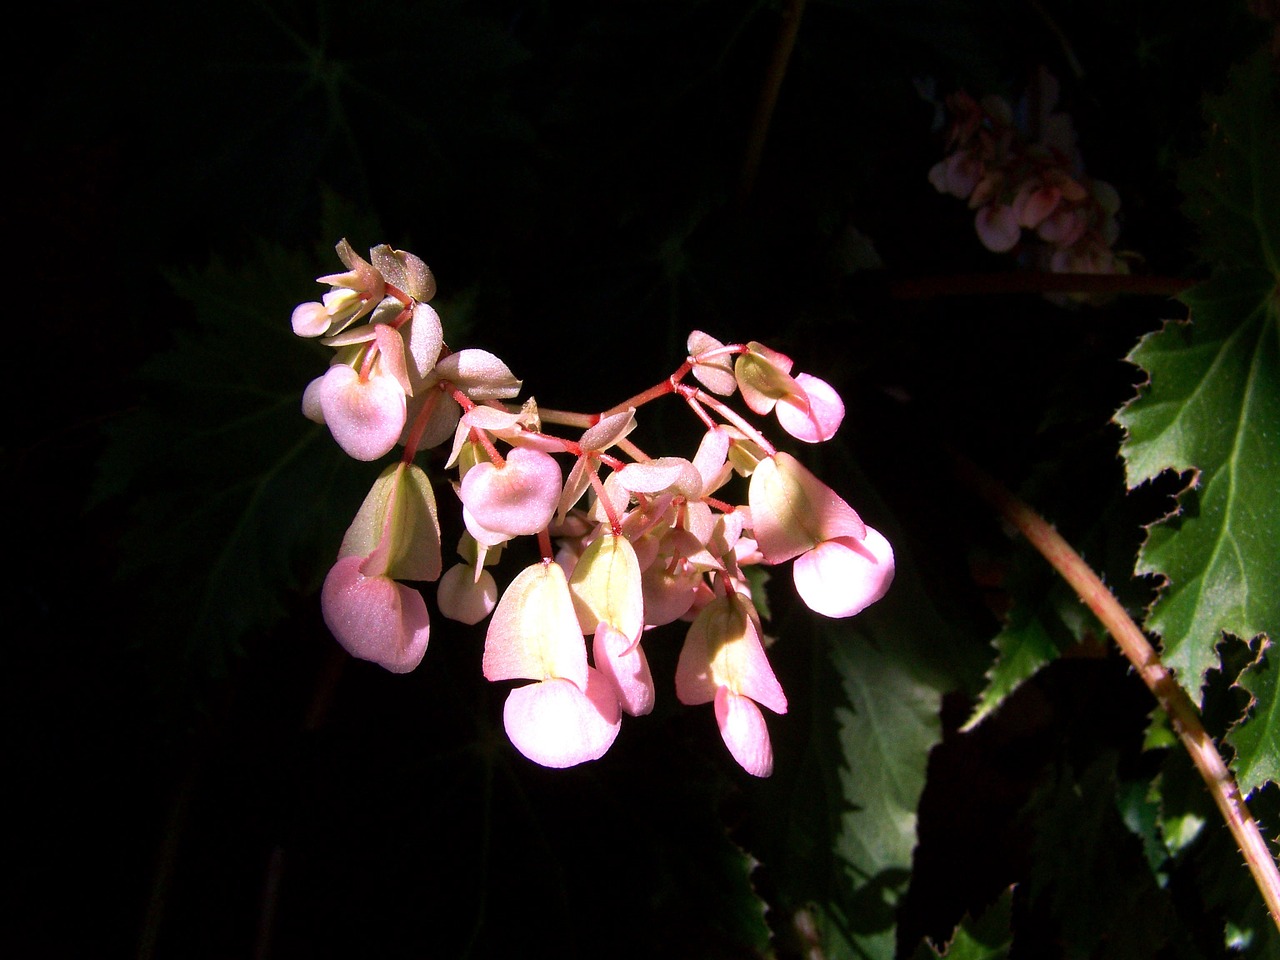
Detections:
8,1,1274,957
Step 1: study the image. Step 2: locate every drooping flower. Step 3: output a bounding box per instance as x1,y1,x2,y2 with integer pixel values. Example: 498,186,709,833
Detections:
321,555,430,674
791,526,895,618
460,446,563,543
483,561,621,767
675,590,786,776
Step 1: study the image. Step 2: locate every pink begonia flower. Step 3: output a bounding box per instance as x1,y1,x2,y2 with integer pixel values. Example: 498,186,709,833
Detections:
502,669,621,768
734,345,845,443
774,372,845,444
484,562,621,767
436,562,498,624
1036,208,1087,248
315,363,407,461
321,554,430,673
339,462,442,583
370,244,436,303
568,533,655,716
687,330,737,396
1012,181,1061,229
593,623,655,717
675,592,787,777
292,240,386,338
483,561,587,688
791,526,895,618
641,557,702,626
927,150,984,199
975,204,1021,253
460,446,563,541
748,452,865,565
715,687,773,777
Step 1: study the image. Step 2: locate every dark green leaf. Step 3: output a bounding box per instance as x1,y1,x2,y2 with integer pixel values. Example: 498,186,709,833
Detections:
1115,274,1280,701
909,887,1013,960
1226,640,1280,798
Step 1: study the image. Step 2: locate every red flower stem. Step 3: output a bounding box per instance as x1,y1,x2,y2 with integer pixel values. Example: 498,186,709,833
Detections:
537,528,554,562
447,386,506,468
383,282,413,308
358,343,379,381
603,378,679,418
588,469,623,536
687,388,777,457
401,387,442,462
614,437,650,464
954,452,1280,930
682,391,720,432
538,407,596,429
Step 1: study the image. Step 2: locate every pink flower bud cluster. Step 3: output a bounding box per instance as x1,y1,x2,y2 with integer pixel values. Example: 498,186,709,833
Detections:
927,79,1128,278
292,241,895,777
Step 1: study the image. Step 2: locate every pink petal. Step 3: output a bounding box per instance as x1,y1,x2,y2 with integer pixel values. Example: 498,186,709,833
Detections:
291,301,331,337
373,324,412,395
675,593,787,714
321,555,430,673
714,687,774,777
1037,209,1086,247
502,671,621,768
482,561,588,688
434,349,521,401
593,624,655,717
436,563,498,625
403,303,443,386
641,560,700,627
687,330,737,397
774,373,845,443
975,204,1021,253
748,452,865,564
318,364,407,461
792,526,895,618
460,446,563,538
1012,182,1061,229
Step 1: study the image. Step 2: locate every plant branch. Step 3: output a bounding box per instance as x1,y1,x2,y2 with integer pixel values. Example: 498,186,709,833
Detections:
886,272,1197,299
738,0,808,203
954,453,1280,930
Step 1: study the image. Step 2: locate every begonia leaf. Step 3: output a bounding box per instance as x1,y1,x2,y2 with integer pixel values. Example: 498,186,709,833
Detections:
1178,51,1280,274
1225,641,1280,798
961,574,1092,732
909,887,1013,960
91,238,378,699
1114,49,1280,707
1114,275,1280,702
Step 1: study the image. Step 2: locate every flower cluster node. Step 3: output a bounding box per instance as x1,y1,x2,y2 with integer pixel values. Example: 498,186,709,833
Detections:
928,70,1129,282
293,240,895,776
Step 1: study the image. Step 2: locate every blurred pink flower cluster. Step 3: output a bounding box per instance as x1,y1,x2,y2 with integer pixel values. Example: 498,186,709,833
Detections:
928,72,1128,277
292,241,895,776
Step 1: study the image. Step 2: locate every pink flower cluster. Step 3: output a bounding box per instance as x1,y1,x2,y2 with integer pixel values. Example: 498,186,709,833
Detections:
928,75,1127,277
293,241,895,777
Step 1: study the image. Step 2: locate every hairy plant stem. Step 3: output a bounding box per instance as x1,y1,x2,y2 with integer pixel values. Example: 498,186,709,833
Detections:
954,453,1280,930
